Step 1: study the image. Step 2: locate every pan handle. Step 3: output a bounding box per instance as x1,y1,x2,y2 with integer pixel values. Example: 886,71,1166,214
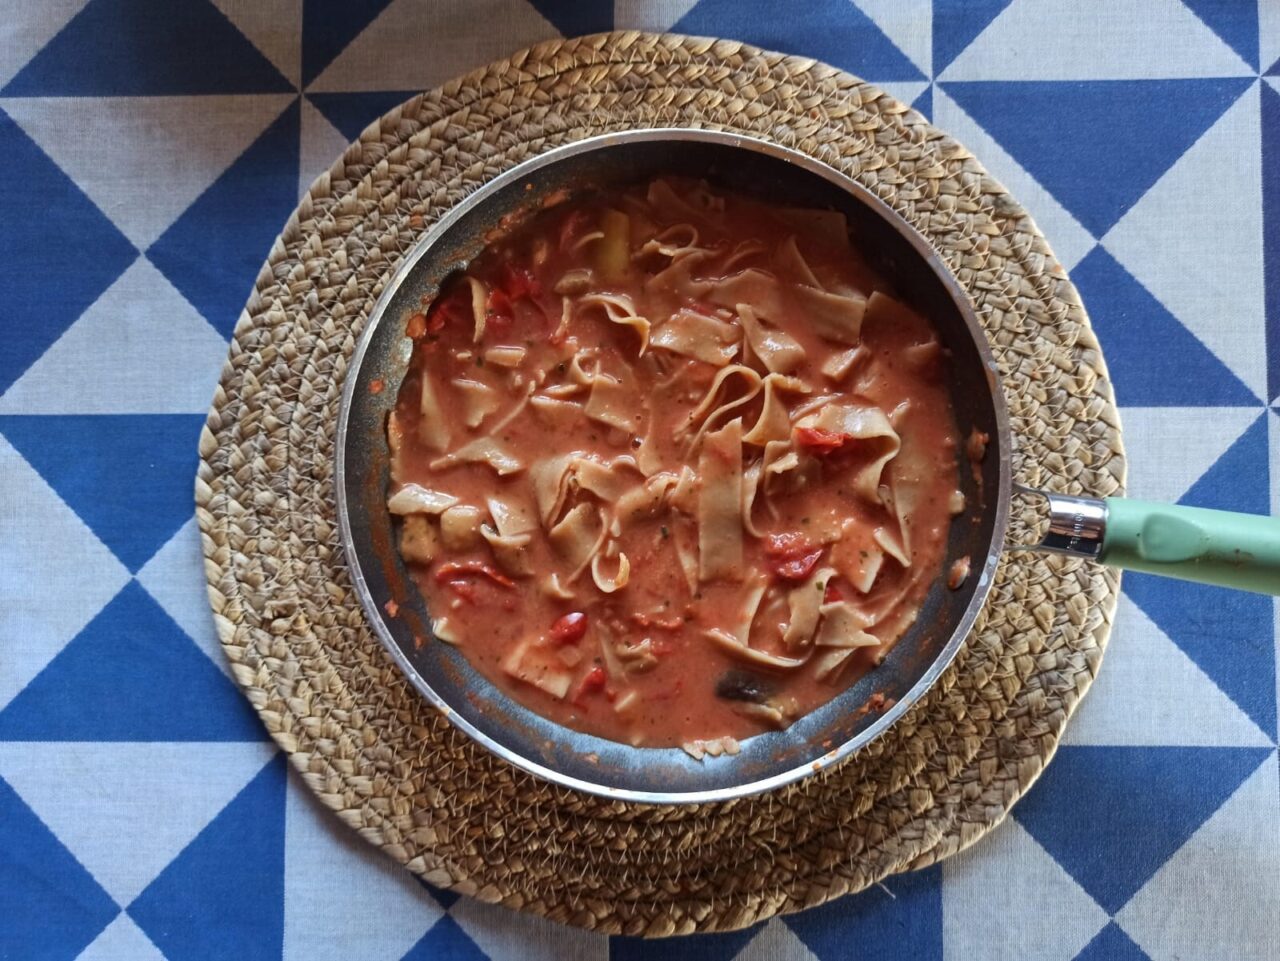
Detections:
1012,487,1280,596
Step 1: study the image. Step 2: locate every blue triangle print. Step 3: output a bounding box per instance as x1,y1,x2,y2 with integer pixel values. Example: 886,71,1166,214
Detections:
1124,572,1276,737
302,0,397,87
148,100,300,339
784,865,941,960
942,79,1251,236
0,582,265,741
614,924,761,961
1182,0,1259,72
673,0,925,81
417,876,461,910
1075,922,1153,961
912,84,933,121
129,756,285,961
933,0,1014,76
0,414,205,572
308,91,419,141
0,109,137,396
1014,747,1270,914
0,776,120,959
1179,413,1270,516
3,0,292,96
1262,83,1280,404
401,916,488,961
1071,246,1258,406
526,0,612,37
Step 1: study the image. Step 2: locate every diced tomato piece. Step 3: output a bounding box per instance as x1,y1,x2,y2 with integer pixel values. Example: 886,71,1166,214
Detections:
550,611,589,644
405,313,428,339
434,560,515,588
501,262,542,300
444,579,479,603
486,287,514,318
772,548,824,581
573,666,607,704
823,581,844,603
765,532,812,558
794,426,850,454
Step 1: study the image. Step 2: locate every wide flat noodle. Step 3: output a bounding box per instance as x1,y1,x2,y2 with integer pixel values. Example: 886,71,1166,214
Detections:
740,459,765,538
481,525,533,577
706,269,785,318
486,495,537,537
814,601,879,648
736,303,805,374
579,292,650,356
387,483,458,515
616,470,679,520
771,206,851,253
548,502,606,578
439,504,483,550
417,372,451,451
774,235,820,287
821,346,867,382
704,577,810,669
467,276,487,343
386,410,406,484
529,454,576,527
528,394,581,428
698,418,744,582
429,437,522,476
743,373,808,446
783,566,833,648
633,412,662,476
574,456,643,503
452,378,499,429
651,309,741,366
647,178,721,223
680,364,762,449
791,283,866,344
585,369,642,433
590,551,630,593
643,248,715,317
796,403,901,502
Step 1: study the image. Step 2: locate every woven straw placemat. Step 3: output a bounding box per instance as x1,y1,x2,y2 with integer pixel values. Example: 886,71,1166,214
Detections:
196,32,1124,936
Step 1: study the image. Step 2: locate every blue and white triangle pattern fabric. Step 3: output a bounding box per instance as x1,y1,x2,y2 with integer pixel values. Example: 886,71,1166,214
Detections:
1,3,1279,960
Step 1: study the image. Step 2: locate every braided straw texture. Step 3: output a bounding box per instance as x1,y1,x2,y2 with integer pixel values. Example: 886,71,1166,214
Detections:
197,32,1125,936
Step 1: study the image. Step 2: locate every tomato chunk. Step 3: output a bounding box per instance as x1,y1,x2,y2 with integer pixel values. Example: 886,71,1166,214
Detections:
501,262,542,300
573,665,607,704
550,611,588,644
434,560,515,588
794,426,850,454
823,581,844,603
765,533,824,581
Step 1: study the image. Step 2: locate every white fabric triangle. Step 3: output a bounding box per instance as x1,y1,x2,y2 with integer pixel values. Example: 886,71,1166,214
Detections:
451,894,610,961
0,436,130,711
1104,84,1265,400
299,97,351,200
137,516,230,678
933,88,1095,269
613,0,701,32
942,0,1252,79
283,774,444,961
854,0,931,77
0,258,228,415
943,819,1108,961
1115,406,1260,506
0,741,276,906
78,914,166,961
1262,7,1280,75
875,80,929,112
309,0,559,93
1117,752,1280,959
209,0,302,87
1064,595,1272,747
739,919,820,961
0,0,90,88
0,94,293,249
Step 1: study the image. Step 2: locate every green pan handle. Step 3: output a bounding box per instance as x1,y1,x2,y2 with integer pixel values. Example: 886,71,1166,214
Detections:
1101,499,1280,594
1014,488,1280,596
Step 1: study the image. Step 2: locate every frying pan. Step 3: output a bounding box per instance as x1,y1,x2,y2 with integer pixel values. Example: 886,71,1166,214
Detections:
335,129,1280,803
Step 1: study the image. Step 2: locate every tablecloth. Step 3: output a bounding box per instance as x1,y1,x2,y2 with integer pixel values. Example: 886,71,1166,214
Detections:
1,2,1277,959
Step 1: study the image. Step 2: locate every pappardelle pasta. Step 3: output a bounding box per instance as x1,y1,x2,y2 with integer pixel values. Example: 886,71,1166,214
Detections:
386,178,963,752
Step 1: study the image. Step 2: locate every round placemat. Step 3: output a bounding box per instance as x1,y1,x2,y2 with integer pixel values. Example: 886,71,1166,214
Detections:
197,32,1125,936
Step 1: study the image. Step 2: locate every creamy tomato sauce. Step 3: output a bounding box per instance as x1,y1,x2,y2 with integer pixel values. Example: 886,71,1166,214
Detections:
386,178,961,752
